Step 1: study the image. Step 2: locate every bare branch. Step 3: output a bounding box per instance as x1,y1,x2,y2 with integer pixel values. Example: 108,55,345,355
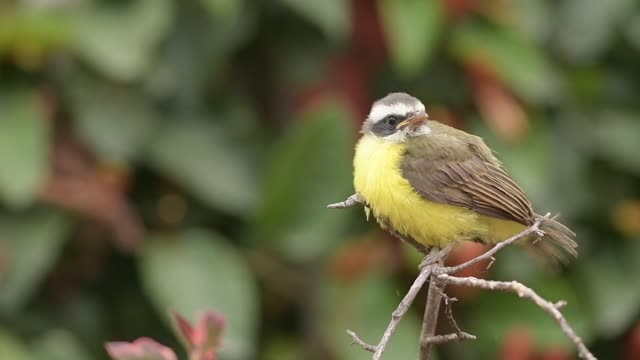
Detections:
346,264,431,359
437,274,596,360
340,211,594,360
347,330,377,353
418,263,445,359
439,213,550,276
425,332,476,345
327,193,364,209
345,247,451,360
372,264,434,359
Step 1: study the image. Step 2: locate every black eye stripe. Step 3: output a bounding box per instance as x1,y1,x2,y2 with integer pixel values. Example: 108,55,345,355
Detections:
368,114,407,137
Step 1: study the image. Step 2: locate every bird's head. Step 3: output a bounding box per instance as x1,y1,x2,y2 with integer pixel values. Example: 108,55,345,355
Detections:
362,92,430,142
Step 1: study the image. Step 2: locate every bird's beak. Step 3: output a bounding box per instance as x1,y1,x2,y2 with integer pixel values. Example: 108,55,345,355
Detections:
396,113,429,129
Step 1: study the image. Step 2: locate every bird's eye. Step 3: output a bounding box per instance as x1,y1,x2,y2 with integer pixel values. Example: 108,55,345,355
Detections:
384,115,400,127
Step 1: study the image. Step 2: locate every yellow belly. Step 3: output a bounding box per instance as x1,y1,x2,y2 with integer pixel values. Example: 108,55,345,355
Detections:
353,135,525,248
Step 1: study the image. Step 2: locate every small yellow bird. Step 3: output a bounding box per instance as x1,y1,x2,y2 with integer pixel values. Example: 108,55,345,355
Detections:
349,92,577,260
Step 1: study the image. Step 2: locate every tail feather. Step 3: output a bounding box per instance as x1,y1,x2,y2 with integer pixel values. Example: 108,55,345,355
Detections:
528,214,578,264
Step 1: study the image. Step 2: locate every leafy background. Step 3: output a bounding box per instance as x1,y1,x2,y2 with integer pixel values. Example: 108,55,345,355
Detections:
1,0,640,359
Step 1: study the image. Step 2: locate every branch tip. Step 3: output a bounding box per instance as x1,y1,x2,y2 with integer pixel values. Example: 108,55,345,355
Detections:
327,193,363,209
346,330,377,353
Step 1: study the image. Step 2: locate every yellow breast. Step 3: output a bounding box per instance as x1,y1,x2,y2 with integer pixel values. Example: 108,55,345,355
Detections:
353,134,486,248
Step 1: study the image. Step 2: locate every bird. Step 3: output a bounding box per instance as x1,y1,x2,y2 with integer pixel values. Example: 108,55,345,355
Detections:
351,92,577,261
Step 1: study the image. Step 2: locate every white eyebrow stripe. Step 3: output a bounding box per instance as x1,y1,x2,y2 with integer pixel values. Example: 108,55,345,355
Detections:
368,102,426,122
368,103,413,121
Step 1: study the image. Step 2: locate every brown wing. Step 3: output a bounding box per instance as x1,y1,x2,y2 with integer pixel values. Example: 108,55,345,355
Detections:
401,136,534,226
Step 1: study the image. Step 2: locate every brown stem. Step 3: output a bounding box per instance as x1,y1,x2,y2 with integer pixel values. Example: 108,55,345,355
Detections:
418,259,445,360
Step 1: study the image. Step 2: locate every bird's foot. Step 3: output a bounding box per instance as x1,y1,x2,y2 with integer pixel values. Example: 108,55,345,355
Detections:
418,243,456,270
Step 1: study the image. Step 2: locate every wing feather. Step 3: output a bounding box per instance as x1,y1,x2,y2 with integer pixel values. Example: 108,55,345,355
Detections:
401,136,534,226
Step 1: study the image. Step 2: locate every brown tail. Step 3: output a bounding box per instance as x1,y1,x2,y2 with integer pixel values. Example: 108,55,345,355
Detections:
528,214,578,264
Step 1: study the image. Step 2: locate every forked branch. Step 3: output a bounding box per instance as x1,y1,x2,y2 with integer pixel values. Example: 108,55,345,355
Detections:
328,195,595,360
436,274,596,360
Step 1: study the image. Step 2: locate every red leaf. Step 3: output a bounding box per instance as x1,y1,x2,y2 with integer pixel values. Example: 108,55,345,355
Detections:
500,327,534,360
539,348,572,360
443,0,479,19
472,81,529,144
627,322,640,360
105,337,177,360
445,242,490,299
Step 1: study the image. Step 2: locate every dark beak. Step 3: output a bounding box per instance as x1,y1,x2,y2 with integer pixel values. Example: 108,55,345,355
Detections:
396,113,429,129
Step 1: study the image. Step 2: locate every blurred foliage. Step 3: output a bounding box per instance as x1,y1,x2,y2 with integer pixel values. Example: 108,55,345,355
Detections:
0,0,639,359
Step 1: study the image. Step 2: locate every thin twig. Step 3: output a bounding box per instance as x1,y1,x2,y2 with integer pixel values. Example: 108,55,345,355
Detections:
435,286,468,338
372,264,435,359
347,264,431,359
422,287,477,345
327,193,364,209
439,213,549,276
347,248,450,360
425,332,476,345
437,274,596,360
347,330,377,353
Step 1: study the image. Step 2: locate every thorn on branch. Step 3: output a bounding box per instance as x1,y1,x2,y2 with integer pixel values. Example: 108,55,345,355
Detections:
486,256,496,270
555,300,567,310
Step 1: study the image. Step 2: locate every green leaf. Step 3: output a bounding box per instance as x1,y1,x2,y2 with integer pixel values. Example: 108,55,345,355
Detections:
577,242,640,338
0,210,71,313
555,0,634,63
146,119,256,215
198,0,243,23
148,5,256,101
451,23,560,104
69,76,158,163
0,329,32,360
625,12,640,52
72,0,173,81
378,0,443,77
591,110,640,175
0,89,50,208
32,329,92,360
321,272,421,359
279,0,350,41
0,9,73,52
262,336,305,360
139,229,259,359
467,276,592,352
510,0,553,43
253,99,354,261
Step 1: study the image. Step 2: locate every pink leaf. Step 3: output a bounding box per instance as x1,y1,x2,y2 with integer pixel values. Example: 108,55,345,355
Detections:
170,310,226,360
105,337,177,360
195,311,226,351
171,310,196,348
